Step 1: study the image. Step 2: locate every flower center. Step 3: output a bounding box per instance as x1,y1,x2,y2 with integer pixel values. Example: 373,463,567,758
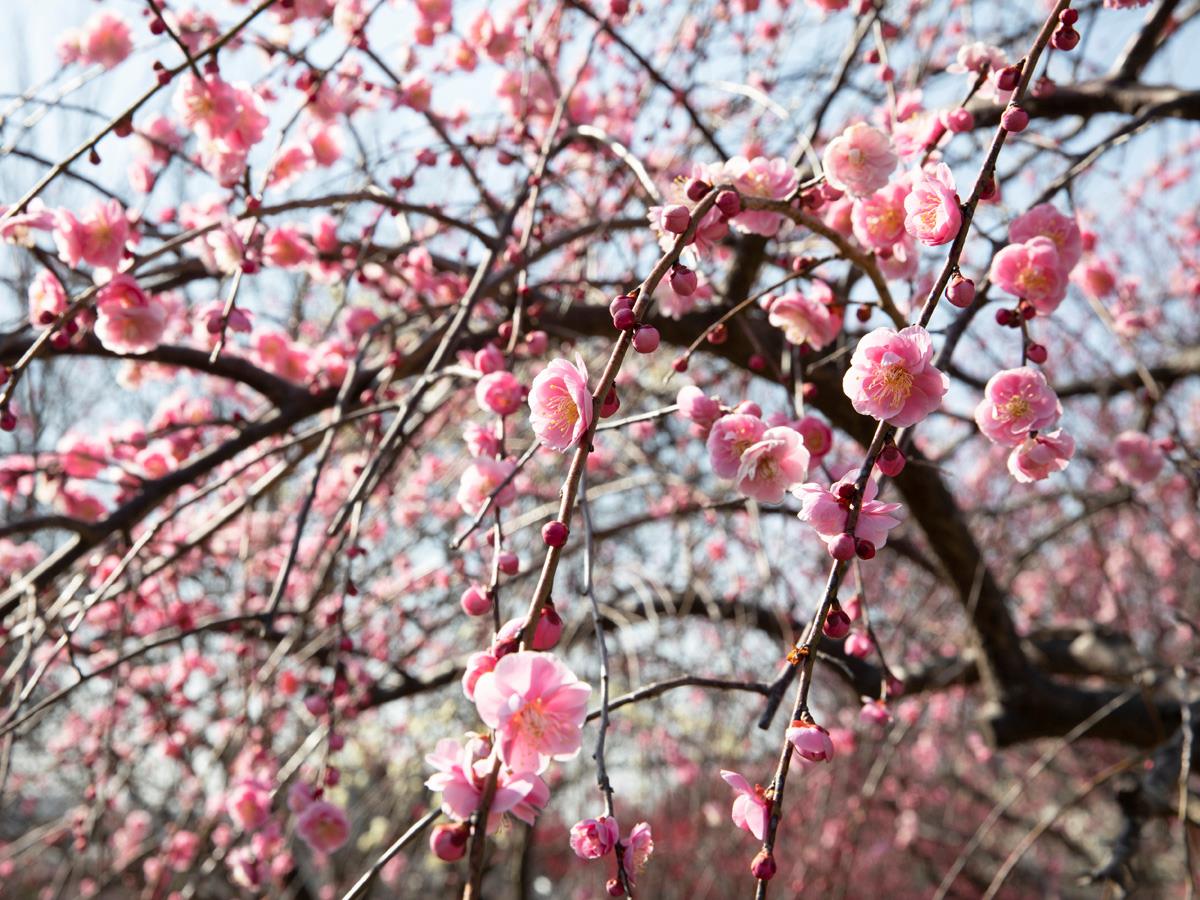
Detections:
512,698,548,742
848,147,864,167
1016,268,1048,295
547,385,579,429
878,363,914,403
1003,395,1031,421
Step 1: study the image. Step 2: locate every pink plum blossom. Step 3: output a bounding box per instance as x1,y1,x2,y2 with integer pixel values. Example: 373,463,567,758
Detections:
54,200,130,271
1008,430,1075,483
456,457,517,515
94,276,167,356
843,326,948,427
974,367,1061,446
475,370,524,417
720,770,770,840
767,281,843,349
528,355,593,452
1107,431,1164,486
795,474,903,549
822,123,897,197
795,416,833,459
706,414,766,479
851,182,910,250
425,736,548,832
903,164,961,246
734,426,811,504
0,199,55,246
719,156,798,236
1009,203,1082,273
28,269,67,328
295,801,349,854
227,780,272,832
472,652,591,774
1073,256,1117,300
949,42,1006,76
569,816,619,859
676,385,723,436
622,822,654,884
990,237,1068,313
59,12,133,70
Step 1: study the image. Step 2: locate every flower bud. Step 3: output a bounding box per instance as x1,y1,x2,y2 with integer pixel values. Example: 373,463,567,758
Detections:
661,204,691,234
715,190,741,219
542,520,569,548
430,823,469,862
460,584,492,617
876,445,906,477
829,533,857,561
632,326,660,354
823,608,852,640
670,264,698,296
750,850,777,881
1001,105,1029,133
946,273,975,308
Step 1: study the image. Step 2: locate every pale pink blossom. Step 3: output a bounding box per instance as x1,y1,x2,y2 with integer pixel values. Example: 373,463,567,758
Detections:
287,782,317,814
706,414,766,479
1008,203,1082,273
877,234,921,280
794,475,903,549
267,143,315,189
0,199,55,246
843,326,948,427
425,736,548,831
767,281,843,349
94,276,167,356
795,416,833,459
54,200,130,271
718,156,798,236
734,427,811,504
676,385,723,436
456,457,517,515
261,227,315,269
463,422,501,458
472,652,591,774
28,269,67,328
720,770,770,840
989,237,1067,314
308,124,345,167
227,780,272,832
296,801,349,854
1107,431,1164,486
823,123,897,197
622,822,654,884
851,182,910,250
948,42,1006,76
475,370,524,417
786,721,834,763
461,650,498,700
528,355,593,452
57,434,107,479
1073,256,1117,300
569,816,619,859
1007,430,1075,483
974,367,1061,446
68,12,133,70
903,164,961,246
